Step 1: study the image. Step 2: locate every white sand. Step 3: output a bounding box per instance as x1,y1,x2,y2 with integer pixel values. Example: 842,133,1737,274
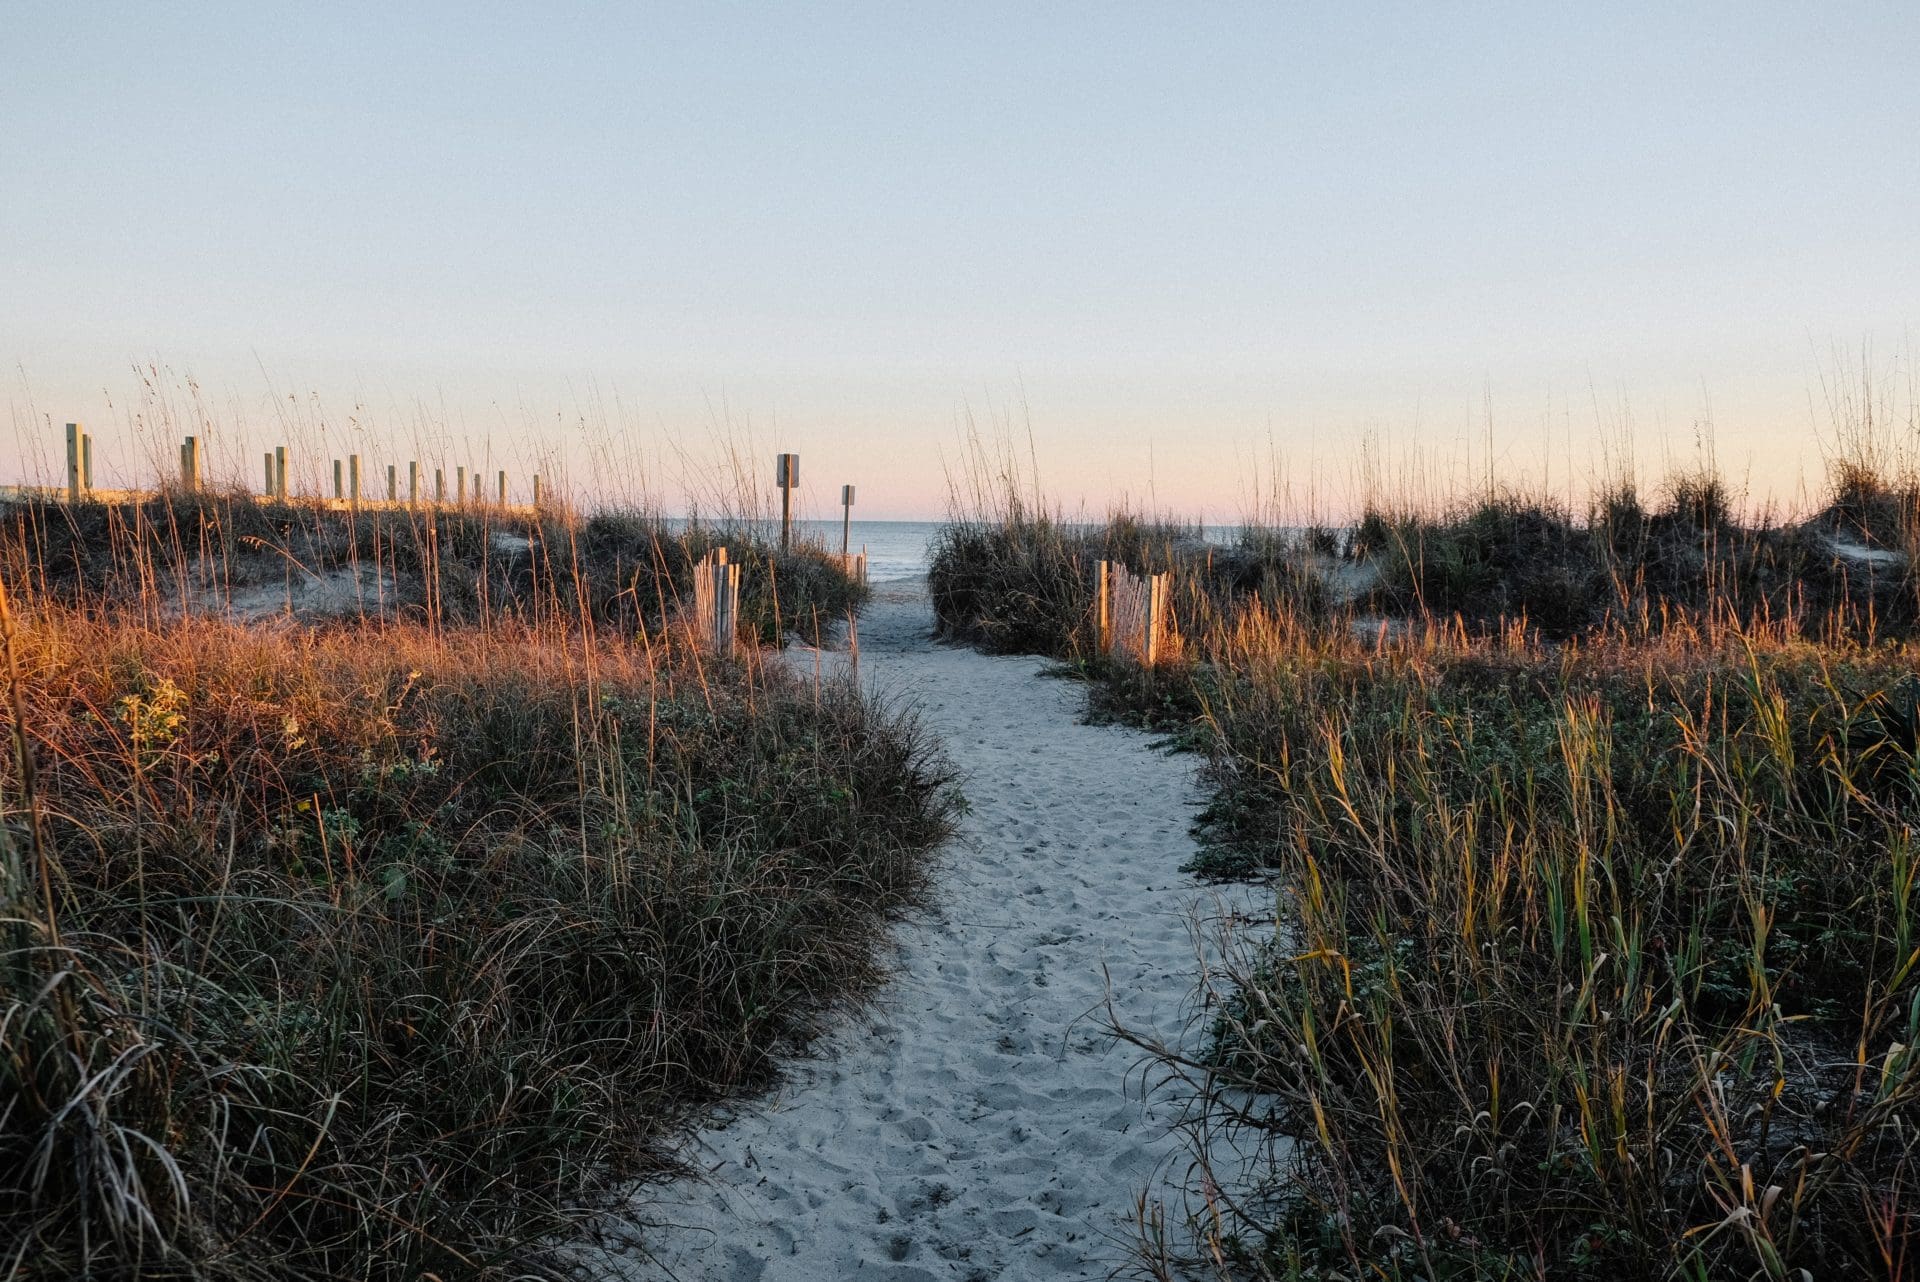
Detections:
592,578,1237,1281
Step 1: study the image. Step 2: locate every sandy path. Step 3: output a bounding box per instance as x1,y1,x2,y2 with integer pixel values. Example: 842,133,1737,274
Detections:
600,578,1225,1281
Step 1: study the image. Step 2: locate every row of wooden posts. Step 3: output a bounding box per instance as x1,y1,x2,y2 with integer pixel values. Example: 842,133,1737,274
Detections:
277,451,544,509
59,424,546,509
57,435,864,546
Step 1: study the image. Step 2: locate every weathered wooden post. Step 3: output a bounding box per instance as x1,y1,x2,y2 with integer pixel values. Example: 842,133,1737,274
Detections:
180,436,201,492
408,461,420,505
349,455,362,506
1143,571,1162,667
717,549,737,655
332,459,344,500
840,483,855,556
81,432,92,494
65,423,82,503
532,474,543,508
1094,559,1112,653
274,446,287,499
434,468,445,503
775,453,799,551
263,452,275,496
386,464,397,502
455,466,466,504
497,470,507,505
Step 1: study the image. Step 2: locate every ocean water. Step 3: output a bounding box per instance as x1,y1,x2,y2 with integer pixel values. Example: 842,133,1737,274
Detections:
790,520,947,582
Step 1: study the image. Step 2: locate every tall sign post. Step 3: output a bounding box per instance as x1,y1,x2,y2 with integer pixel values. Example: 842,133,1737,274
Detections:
840,484,855,556
65,423,83,503
775,453,799,551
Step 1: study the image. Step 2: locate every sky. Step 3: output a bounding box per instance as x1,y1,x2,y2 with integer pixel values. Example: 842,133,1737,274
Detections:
3,3,1916,520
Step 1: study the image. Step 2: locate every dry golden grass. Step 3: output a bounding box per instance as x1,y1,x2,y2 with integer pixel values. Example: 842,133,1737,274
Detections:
0,494,955,1280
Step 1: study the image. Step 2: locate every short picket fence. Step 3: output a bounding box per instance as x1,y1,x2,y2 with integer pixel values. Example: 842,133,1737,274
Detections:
692,547,740,655
1093,559,1171,666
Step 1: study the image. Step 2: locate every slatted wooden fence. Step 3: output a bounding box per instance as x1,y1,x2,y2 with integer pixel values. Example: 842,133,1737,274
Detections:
1094,559,1170,666
691,547,740,656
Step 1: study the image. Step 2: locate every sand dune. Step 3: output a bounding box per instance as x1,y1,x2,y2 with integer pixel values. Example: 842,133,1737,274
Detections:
593,578,1244,1281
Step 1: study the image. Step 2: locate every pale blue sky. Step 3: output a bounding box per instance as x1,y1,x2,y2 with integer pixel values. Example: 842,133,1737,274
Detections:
4,3,1915,517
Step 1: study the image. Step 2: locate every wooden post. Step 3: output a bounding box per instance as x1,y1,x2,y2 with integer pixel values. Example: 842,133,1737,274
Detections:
840,483,855,556
81,432,92,493
181,436,201,492
455,466,466,504
714,547,730,655
333,459,344,500
65,423,81,503
775,453,799,552
1143,573,1158,667
435,468,445,502
409,461,420,504
274,446,287,499
1095,560,1111,653
497,470,506,505
349,455,362,505
532,474,543,508
263,452,275,496
386,464,397,502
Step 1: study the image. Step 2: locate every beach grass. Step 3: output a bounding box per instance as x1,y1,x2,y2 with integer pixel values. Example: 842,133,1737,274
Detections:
931,445,1920,1278
0,492,955,1279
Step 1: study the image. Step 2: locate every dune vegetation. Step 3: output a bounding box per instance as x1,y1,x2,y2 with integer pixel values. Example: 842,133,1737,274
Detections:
0,490,956,1280
930,439,1920,1279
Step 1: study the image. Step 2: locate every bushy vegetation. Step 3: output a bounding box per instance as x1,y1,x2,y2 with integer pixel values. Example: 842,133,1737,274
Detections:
3,490,867,644
0,495,953,1279
932,450,1920,1278
1358,471,1919,639
1147,623,1920,1278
